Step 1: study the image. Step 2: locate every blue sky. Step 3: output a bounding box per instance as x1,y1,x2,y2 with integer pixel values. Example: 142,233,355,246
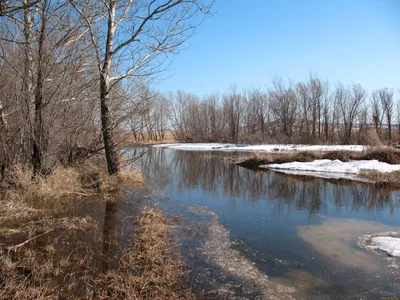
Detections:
155,0,400,96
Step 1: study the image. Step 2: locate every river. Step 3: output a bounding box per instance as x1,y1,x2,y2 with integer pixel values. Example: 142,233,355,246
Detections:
134,147,400,299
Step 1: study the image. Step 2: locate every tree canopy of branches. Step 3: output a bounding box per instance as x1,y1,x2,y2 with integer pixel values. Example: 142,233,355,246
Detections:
0,0,214,178
69,0,213,174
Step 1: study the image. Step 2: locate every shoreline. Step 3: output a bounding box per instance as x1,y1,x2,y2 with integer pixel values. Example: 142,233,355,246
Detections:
0,161,192,299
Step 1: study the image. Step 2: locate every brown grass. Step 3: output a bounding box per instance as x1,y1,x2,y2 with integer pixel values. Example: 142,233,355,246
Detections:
117,130,177,147
5,165,88,211
0,163,191,299
360,170,400,188
101,170,145,193
93,207,194,299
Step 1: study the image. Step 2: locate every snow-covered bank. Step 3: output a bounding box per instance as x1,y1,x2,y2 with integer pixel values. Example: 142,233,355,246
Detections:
359,232,400,269
360,232,400,258
154,143,367,152
264,169,373,182
261,159,400,179
369,237,400,257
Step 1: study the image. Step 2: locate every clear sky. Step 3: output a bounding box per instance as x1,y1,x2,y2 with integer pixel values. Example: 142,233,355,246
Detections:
155,0,400,96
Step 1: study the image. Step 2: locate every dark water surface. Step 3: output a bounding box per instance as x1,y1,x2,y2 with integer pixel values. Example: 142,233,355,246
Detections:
136,147,400,299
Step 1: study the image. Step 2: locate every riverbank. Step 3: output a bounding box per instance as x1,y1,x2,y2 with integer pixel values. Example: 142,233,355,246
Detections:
234,148,400,187
0,160,192,299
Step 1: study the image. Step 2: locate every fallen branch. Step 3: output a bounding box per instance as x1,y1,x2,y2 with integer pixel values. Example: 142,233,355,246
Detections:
6,229,55,252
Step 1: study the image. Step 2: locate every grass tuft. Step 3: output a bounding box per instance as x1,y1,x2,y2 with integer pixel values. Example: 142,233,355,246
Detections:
94,206,194,299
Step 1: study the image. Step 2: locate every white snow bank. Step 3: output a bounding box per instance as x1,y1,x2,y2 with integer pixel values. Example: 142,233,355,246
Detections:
266,169,373,182
154,143,367,152
261,159,400,174
359,232,400,259
369,237,400,257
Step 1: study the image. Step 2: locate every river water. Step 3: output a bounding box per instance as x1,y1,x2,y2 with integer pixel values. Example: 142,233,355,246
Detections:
135,147,400,299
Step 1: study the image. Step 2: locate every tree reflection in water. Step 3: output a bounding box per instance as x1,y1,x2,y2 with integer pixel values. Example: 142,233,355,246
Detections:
102,200,118,273
140,148,400,216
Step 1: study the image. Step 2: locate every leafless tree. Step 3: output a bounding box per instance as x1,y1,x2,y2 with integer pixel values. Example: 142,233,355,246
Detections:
223,86,243,143
268,78,297,140
336,84,366,143
0,0,40,16
378,88,394,142
70,0,214,175
371,91,383,134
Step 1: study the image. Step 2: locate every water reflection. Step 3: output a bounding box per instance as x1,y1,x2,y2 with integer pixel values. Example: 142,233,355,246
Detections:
298,218,393,272
141,148,400,216
137,147,400,299
102,201,118,272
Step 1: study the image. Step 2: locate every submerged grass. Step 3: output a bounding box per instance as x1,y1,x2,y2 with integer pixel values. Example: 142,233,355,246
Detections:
94,207,194,299
0,162,190,299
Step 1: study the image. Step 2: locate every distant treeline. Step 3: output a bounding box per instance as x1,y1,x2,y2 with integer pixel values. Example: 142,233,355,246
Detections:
168,76,399,145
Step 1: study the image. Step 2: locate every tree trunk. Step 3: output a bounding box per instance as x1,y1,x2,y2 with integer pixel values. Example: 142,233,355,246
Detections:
23,0,33,166
32,0,47,175
0,99,9,180
100,2,119,175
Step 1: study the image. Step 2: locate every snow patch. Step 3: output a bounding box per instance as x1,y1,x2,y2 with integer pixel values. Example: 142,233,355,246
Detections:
359,232,400,257
265,169,373,182
358,232,400,270
154,143,367,153
371,237,400,257
262,159,400,175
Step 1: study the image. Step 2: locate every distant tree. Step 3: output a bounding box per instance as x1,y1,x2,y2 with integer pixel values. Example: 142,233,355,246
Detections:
336,84,366,143
378,88,394,142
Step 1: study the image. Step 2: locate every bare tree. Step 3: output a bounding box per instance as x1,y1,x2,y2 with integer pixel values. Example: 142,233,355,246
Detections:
223,86,243,143
378,88,394,142
70,0,213,175
371,91,383,134
0,0,40,16
336,84,366,144
268,78,297,140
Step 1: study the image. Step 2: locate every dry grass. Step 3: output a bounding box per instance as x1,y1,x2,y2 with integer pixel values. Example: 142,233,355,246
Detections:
94,207,194,299
5,165,88,211
117,130,177,147
101,170,145,195
0,206,193,299
0,163,191,299
360,170,400,188
0,165,100,299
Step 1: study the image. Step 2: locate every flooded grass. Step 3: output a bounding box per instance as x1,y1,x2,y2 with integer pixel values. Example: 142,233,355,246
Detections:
0,162,190,299
93,206,194,299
